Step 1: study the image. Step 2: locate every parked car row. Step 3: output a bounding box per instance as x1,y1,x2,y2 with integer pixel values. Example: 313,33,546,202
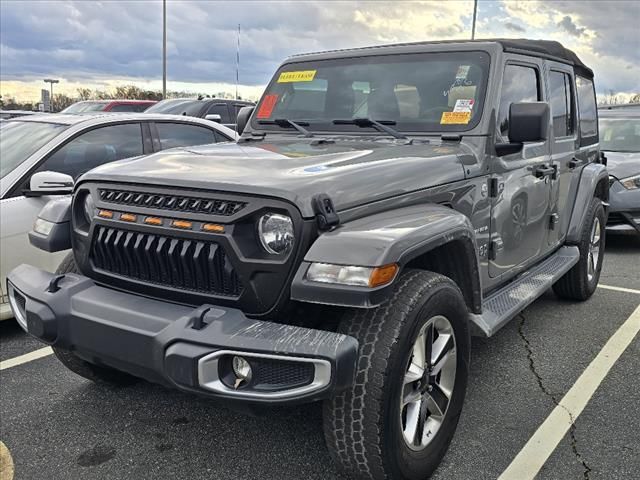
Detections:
60,99,157,113
144,98,255,130
0,113,236,320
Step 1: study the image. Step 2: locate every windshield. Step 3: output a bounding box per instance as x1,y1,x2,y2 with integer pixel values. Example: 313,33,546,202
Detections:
145,99,204,116
251,51,490,134
0,121,68,178
599,117,640,152
61,101,108,113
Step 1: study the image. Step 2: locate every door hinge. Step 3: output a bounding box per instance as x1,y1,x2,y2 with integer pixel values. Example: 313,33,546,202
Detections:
488,177,499,198
549,213,560,230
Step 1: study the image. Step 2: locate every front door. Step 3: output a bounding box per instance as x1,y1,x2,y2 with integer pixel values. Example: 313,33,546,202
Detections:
489,60,553,278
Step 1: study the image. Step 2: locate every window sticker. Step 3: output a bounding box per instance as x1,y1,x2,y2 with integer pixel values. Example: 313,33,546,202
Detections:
455,65,470,79
441,111,471,125
256,94,279,119
453,99,475,113
277,70,317,83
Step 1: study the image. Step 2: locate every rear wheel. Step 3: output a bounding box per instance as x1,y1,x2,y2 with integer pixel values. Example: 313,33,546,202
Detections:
51,253,138,386
323,270,470,480
553,197,606,301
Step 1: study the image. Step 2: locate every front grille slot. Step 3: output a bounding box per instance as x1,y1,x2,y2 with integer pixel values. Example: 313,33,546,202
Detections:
99,188,246,216
91,225,242,296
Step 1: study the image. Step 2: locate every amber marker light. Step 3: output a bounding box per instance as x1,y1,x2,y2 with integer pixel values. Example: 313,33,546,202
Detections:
202,223,225,233
120,213,137,222
171,220,193,229
97,210,114,219
368,264,399,288
144,216,163,226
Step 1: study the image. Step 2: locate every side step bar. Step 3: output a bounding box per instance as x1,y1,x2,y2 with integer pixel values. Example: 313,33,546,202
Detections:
470,246,580,337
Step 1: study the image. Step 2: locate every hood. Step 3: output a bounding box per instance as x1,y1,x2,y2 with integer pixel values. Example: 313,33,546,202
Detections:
81,138,471,218
605,151,640,180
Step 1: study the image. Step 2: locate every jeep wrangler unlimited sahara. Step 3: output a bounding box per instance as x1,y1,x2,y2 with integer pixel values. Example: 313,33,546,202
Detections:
8,39,607,480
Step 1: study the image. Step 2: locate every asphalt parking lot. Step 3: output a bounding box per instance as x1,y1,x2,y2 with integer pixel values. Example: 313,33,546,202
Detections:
1,233,638,480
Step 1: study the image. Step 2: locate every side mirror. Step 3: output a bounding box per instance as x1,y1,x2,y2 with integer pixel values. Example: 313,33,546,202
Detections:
26,171,74,196
236,106,255,134
496,102,549,156
204,113,222,122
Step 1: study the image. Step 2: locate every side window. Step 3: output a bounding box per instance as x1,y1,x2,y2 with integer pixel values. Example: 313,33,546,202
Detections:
206,104,231,123
549,71,574,138
39,123,143,179
156,123,218,150
109,104,135,112
498,64,540,139
576,76,598,143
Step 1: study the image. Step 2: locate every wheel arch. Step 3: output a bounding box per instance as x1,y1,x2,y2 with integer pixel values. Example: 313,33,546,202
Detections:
566,163,609,244
291,204,482,313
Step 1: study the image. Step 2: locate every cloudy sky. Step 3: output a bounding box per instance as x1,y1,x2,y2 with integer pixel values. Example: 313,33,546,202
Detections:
1,0,639,102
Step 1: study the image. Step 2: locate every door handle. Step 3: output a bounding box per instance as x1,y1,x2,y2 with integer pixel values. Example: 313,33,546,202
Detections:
534,165,557,179
568,158,580,169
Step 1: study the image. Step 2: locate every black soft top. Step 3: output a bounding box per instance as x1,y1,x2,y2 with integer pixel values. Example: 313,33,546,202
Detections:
289,38,593,79
492,39,593,78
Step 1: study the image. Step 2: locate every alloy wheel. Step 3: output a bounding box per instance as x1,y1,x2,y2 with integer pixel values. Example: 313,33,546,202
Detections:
400,315,457,451
587,216,601,282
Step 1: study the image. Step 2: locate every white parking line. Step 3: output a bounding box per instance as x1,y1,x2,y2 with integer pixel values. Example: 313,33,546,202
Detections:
0,347,53,371
598,284,640,295
499,303,640,480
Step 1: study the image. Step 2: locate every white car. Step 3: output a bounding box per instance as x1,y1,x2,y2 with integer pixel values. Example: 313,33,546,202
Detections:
0,112,237,320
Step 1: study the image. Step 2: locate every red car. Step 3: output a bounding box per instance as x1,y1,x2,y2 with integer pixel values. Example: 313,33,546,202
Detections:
60,99,157,114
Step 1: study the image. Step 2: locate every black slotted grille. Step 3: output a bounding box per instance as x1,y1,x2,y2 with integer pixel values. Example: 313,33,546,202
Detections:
91,225,242,296
98,188,246,216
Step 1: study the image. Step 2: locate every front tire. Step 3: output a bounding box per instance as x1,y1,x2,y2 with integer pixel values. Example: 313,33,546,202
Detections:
553,197,606,301
323,270,470,480
52,253,139,386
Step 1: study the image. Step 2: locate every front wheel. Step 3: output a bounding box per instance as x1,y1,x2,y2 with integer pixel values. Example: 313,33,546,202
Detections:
323,270,470,480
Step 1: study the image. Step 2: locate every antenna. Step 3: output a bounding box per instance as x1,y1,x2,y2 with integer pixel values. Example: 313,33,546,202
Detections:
471,0,478,40
235,24,240,100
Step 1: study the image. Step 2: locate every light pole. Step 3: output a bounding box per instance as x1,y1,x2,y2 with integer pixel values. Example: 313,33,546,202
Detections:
162,0,167,99
43,78,59,111
471,0,478,40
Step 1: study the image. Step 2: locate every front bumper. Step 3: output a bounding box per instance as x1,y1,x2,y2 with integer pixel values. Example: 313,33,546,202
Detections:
7,264,358,405
607,181,640,235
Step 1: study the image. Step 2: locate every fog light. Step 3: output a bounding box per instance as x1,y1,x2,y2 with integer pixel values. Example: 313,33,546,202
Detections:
33,218,54,236
232,356,252,388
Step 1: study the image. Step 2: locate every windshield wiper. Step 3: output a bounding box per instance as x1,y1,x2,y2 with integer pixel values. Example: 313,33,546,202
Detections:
257,118,314,137
332,118,407,139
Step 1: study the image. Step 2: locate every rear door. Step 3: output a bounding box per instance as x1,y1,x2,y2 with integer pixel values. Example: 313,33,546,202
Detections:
545,63,579,245
489,58,554,278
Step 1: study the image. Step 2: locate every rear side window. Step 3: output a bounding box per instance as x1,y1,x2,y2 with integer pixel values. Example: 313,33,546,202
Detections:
498,64,540,139
156,123,218,150
576,76,598,144
549,71,574,138
206,104,231,123
40,123,143,179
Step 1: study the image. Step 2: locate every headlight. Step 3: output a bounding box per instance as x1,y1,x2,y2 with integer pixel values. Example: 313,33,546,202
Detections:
83,193,95,223
620,174,640,190
258,213,294,254
306,262,398,288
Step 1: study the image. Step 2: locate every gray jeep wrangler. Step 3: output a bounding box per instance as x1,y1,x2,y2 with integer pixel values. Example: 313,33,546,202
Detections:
8,39,608,480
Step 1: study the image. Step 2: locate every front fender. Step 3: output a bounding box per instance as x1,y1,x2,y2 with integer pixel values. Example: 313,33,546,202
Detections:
566,163,609,243
291,204,480,308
